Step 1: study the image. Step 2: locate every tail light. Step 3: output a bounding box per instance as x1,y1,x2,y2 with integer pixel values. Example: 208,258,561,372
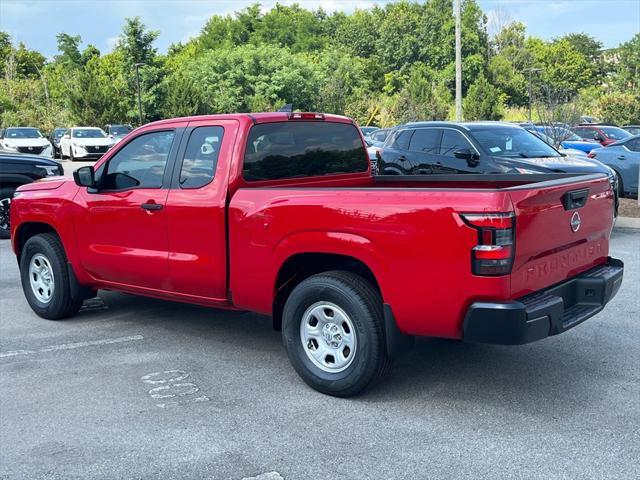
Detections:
461,213,515,276
587,152,595,158
288,112,325,120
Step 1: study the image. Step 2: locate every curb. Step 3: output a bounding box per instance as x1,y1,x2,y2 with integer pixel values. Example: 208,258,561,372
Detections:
614,216,640,230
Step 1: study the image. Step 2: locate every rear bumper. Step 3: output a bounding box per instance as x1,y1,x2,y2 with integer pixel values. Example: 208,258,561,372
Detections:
463,257,624,345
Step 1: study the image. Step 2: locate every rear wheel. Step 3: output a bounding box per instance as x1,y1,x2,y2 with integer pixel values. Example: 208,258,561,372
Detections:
282,270,391,397
20,233,84,319
0,187,15,239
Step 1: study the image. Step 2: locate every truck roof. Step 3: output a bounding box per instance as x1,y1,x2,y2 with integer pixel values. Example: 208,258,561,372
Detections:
143,112,355,128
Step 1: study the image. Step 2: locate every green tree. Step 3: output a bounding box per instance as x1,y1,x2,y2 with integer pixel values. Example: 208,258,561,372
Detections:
55,33,82,67
463,75,504,120
527,37,595,98
557,33,602,61
14,43,46,79
610,33,640,92
0,31,12,77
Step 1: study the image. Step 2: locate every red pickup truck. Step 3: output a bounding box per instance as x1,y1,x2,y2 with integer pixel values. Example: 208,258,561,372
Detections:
10,112,623,396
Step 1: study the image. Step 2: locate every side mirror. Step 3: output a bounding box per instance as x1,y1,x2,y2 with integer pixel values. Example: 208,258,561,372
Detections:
454,148,480,167
64,133,71,139
73,166,96,188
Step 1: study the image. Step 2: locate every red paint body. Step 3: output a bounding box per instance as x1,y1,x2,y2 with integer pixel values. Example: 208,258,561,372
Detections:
10,113,615,338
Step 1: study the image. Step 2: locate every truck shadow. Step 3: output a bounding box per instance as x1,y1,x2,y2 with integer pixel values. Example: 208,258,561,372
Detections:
75,290,613,416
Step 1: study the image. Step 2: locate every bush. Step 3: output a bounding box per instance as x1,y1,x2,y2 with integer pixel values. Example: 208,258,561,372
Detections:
463,76,505,120
596,93,640,125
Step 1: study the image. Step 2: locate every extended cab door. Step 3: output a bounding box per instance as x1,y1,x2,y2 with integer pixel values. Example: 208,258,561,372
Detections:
73,127,182,290
164,119,239,301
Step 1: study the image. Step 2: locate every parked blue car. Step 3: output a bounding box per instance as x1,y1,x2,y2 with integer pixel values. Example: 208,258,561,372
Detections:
589,136,639,198
527,125,599,153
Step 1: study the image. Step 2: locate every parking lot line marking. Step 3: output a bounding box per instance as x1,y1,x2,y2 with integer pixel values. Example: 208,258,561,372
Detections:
0,334,144,358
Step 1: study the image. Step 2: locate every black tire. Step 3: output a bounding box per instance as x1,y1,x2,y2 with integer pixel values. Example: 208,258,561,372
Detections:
282,270,391,397
615,171,624,198
0,187,14,239
20,233,84,320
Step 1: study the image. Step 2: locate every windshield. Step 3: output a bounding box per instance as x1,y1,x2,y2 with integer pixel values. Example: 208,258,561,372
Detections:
600,127,631,140
5,127,43,139
110,126,132,136
470,126,561,158
73,129,107,139
53,129,67,138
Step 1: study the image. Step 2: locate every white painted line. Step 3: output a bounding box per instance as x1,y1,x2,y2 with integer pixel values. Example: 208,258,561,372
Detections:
242,473,284,480
0,334,144,358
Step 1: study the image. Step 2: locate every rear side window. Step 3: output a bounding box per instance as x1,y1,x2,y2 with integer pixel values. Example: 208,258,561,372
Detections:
626,138,640,152
243,122,367,181
409,128,440,153
393,130,414,149
179,126,224,189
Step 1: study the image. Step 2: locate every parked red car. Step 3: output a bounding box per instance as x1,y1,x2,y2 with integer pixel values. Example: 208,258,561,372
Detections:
572,124,632,146
10,112,623,396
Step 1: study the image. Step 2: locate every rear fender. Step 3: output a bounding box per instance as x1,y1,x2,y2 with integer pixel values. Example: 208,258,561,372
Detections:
269,231,388,297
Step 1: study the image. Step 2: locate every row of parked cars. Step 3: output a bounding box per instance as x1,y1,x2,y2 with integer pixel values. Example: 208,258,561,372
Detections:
0,124,133,239
363,122,639,200
0,124,132,160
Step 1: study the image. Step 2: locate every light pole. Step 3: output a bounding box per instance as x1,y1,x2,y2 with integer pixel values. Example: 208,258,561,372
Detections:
134,62,145,126
524,67,542,123
454,0,462,121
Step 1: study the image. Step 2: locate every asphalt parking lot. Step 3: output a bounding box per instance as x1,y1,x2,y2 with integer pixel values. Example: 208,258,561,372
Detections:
0,229,638,480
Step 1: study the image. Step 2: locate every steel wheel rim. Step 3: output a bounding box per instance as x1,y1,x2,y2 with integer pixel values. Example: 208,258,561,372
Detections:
300,301,357,373
0,197,10,231
29,253,55,304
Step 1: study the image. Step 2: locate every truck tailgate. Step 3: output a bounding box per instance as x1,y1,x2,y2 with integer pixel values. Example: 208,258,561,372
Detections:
508,174,614,297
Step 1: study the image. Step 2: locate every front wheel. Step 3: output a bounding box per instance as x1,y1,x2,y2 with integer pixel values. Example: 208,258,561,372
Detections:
282,270,391,397
20,233,84,319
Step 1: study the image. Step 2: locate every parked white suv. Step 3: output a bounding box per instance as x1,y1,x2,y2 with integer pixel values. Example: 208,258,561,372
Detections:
0,127,53,157
60,127,115,161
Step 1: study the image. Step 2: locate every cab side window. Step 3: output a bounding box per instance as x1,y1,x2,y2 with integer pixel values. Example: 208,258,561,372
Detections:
179,126,224,189
101,130,175,191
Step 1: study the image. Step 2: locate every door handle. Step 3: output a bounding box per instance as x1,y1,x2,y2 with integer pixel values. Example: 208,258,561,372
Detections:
617,155,626,160
141,202,163,211
398,155,407,162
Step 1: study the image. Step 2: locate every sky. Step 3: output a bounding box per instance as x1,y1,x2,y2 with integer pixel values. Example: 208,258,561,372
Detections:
1,0,638,58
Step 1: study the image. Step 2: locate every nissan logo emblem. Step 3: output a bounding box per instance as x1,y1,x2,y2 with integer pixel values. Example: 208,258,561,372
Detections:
570,211,581,232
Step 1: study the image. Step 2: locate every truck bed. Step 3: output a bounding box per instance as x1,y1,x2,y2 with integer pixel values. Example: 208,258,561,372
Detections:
228,172,614,339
